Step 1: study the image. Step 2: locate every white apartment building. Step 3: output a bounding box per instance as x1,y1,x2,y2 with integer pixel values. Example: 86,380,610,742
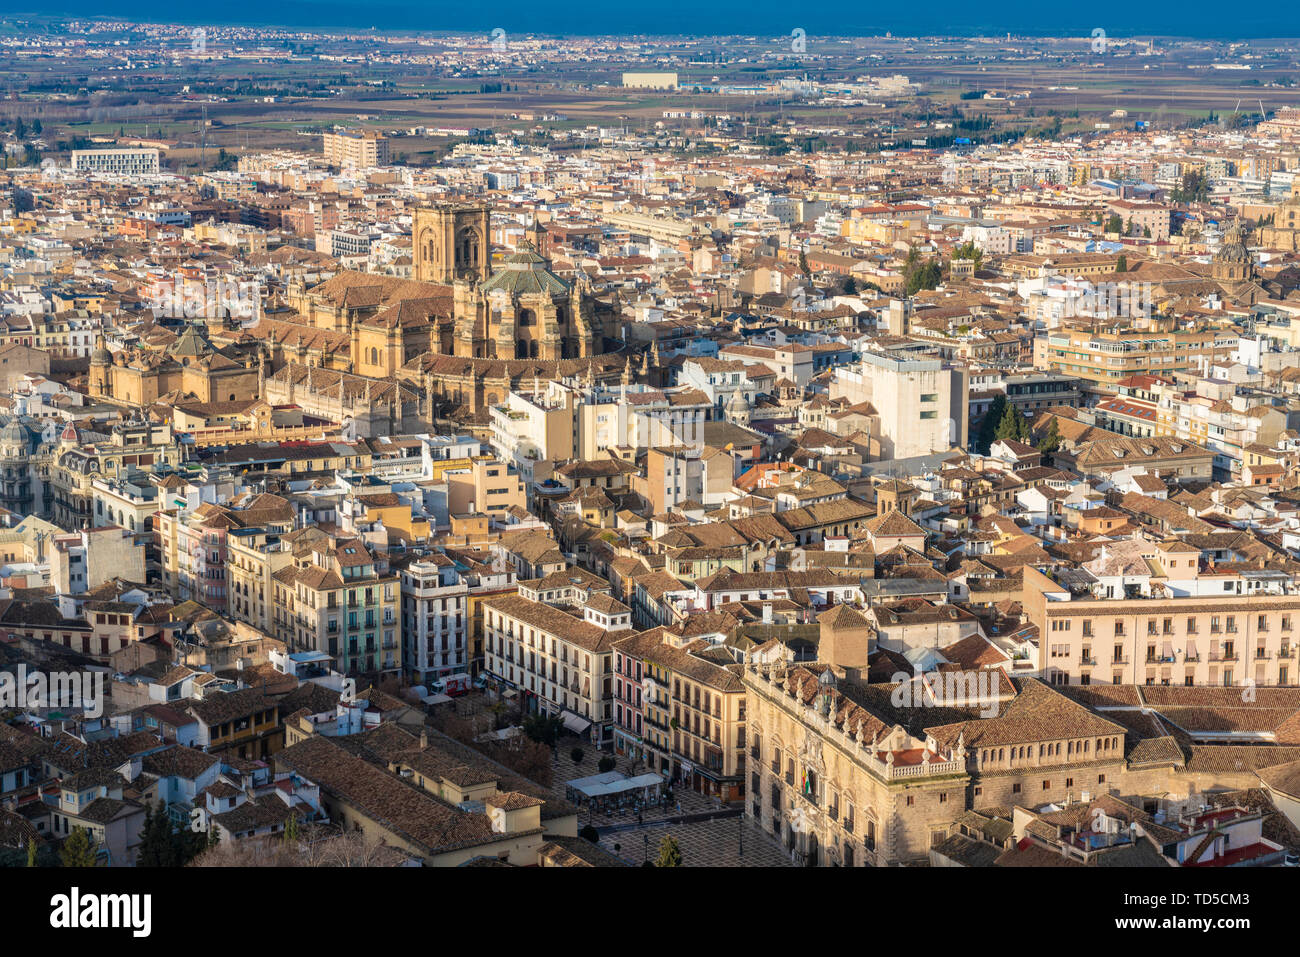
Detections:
70,148,160,176
831,352,969,460
401,557,470,682
482,575,631,746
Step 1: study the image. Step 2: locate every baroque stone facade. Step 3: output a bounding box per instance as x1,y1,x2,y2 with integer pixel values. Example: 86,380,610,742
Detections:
285,201,627,417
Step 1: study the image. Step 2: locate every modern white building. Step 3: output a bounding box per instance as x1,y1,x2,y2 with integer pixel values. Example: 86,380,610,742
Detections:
70,148,161,176
401,557,470,683
831,351,969,460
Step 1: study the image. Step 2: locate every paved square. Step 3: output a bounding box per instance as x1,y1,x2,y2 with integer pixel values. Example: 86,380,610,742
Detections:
598,815,796,868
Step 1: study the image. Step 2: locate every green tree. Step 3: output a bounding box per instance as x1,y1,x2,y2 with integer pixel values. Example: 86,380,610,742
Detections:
1104,213,1123,234
1116,254,1128,273
26,839,37,868
656,835,682,867
284,813,299,845
951,240,984,270
977,393,1008,454
1171,170,1209,204
1037,417,1061,454
798,251,811,277
994,401,1028,444
138,802,206,867
904,257,942,296
522,713,563,747
60,827,99,867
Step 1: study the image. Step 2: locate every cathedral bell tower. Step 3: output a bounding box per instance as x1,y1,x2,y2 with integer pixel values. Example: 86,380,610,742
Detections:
414,203,491,284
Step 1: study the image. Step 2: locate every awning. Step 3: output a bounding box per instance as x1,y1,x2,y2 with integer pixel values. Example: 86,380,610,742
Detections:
562,712,591,735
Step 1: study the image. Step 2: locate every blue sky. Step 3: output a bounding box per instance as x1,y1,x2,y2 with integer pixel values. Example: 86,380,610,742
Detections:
3,1,1299,38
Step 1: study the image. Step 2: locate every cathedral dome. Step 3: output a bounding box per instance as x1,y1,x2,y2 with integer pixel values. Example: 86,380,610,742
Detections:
1214,224,1251,264
480,240,570,298
0,417,30,455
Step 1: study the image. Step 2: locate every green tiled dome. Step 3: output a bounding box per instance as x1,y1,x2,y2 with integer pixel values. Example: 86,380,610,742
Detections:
480,240,571,298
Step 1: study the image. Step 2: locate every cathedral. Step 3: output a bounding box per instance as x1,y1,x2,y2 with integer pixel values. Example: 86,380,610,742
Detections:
284,201,629,419
1261,190,1300,254
88,323,261,407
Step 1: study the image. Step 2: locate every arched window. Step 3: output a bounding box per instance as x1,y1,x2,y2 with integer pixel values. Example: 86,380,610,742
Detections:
518,309,535,327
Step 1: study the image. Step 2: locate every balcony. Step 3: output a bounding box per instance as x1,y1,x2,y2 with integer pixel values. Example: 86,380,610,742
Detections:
843,818,854,834
784,771,794,787
1080,656,1097,666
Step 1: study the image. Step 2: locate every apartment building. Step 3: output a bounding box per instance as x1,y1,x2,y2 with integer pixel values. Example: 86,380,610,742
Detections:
1025,566,1300,687
482,574,632,746
270,531,402,677
640,446,703,515
1034,325,1230,389
1154,383,1288,479
47,527,145,595
830,351,968,459
577,386,712,457
321,130,390,168
401,556,470,683
227,527,294,634
70,148,160,176
446,459,527,518
156,503,236,615
612,628,748,800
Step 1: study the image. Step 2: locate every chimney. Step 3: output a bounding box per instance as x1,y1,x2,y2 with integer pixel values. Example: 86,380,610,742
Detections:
419,729,429,749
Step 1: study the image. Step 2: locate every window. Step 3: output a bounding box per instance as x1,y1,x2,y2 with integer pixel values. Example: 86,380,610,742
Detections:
919,410,938,420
